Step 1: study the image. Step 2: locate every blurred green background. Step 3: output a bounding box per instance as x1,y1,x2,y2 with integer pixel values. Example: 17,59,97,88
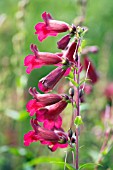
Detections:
0,0,113,170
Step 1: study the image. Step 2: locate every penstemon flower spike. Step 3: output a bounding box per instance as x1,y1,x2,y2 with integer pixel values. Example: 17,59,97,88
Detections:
24,11,99,170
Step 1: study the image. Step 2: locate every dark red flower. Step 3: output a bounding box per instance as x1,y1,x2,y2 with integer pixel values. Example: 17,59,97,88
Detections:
24,44,62,74
62,41,77,62
57,34,71,50
38,66,70,92
24,130,39,146
26,99,44,116
26,87,63,116
24,119,68,151
35,12,69,41
29,87,62,103
36,97,68,129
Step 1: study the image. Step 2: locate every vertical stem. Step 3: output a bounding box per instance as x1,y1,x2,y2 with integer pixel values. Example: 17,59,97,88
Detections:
75,52,80,169
74,38,81,169
75,127,79,169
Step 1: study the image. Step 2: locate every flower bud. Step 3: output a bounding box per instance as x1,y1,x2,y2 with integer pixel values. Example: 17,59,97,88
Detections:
69,87,74,97
57,34,70,50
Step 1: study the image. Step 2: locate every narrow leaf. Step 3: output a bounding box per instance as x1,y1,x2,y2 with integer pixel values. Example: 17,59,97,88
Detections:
79,163,102,169
66,77,79,88
24,156,75,170
79,78,91,86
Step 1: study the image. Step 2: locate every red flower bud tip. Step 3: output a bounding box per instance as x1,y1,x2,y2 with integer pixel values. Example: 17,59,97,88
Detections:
35,12,69,41
26,88,64,116
84,56,99,84
24,44,62,74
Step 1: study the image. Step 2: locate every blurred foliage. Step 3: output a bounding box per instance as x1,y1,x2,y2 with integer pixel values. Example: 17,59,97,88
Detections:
0,0,113,170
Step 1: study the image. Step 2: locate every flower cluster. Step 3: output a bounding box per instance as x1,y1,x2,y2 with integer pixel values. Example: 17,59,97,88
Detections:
24,12,98,151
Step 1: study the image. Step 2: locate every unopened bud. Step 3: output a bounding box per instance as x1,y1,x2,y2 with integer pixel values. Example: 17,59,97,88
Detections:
71,137,76,143
79,89,84,98
71,132,76,143
69,87,74,97
68,129,73,139
57,34,70,50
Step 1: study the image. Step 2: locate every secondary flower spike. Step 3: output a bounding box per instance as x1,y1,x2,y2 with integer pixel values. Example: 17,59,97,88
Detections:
24,44,62,74
24,119,68,151
35,12,69,41
83,56,99,84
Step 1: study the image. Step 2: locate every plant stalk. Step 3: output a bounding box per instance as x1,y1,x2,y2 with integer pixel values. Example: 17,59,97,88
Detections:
75,39,81,169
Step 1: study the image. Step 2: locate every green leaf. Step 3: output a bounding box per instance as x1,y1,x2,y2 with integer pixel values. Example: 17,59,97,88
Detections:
68,70,74,79
79,78,91,86
66,77,79,88
74,116,83,126
81,39,87,48
24,156,75,170
79,163,102,170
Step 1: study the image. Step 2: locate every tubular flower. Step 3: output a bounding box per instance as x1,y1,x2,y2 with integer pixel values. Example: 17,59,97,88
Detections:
83,56,99,84
38,66,71,92
36,96,69,130
62,41,77,62
37,42,77,92
29,87,62,103
57,34,71,50
24,119,68,152
35,12,69,41
26,99,44,116
24,44,62,74
26,87,63,116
